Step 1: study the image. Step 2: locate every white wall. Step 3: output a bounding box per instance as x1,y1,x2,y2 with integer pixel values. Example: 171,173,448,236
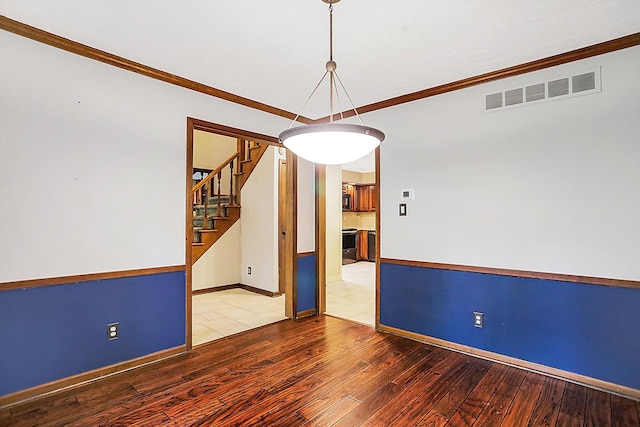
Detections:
192,221,241,290
326,165,342,283
0,31,291,282
239,146,279,292
374,46,640,281
296,158,316,253
193,130,237,199
193,130,237,171
342,170,375,184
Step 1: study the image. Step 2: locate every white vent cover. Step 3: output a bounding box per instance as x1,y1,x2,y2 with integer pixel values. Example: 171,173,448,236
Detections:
548,77,570,98
485,68,600,111
526,83,545,102
505,88,523,106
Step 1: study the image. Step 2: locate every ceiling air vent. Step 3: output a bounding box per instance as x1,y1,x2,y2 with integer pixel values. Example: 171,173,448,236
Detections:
572,72,596,93
485,67,600,111
548,78,569,98
526,83,545,102
486,92,503,110
505,88,523,106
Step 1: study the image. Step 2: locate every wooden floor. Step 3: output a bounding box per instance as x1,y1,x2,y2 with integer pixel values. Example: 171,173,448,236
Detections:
2,316,638,427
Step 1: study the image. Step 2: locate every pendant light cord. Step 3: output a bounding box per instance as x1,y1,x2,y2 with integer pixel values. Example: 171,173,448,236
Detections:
329,2,333,62
286,0,366,128
329,2,334,122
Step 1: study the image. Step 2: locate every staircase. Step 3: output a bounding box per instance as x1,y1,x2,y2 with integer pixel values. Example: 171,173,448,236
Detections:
192,139,268,263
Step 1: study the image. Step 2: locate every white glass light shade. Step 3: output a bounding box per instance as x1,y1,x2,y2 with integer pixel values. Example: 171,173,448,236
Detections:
279,123,384,165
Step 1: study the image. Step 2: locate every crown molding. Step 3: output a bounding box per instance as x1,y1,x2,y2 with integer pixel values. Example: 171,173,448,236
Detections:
2,16,638,125
315,32,640,123
0,15,313,124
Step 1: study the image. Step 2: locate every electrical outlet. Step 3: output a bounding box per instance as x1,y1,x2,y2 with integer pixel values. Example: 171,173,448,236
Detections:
248,267,252,275
473,312,484,328
107,322,119,340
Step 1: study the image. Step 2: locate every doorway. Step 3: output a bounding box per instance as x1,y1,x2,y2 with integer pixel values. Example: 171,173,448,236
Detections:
186,118,294,349
322,149,378,326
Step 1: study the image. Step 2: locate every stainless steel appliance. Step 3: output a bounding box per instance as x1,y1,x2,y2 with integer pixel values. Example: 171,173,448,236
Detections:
342,193,351,211
342,228,357,264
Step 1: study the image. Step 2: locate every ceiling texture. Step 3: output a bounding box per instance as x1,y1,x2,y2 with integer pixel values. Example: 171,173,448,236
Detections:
1,0,639,171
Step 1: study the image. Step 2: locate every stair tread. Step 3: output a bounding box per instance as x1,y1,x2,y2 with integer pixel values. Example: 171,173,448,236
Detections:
193,207,231,211
200,229,219,233
194,202,232,207
192,242,205,246
193,194,234,199
194,198,235,205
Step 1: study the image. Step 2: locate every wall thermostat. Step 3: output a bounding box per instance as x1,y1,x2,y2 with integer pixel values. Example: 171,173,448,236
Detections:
401,189,414,201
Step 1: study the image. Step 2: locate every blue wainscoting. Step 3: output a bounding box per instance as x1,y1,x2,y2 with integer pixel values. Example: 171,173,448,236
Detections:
380,262,640,390
297,254,316,314
0,270,186,396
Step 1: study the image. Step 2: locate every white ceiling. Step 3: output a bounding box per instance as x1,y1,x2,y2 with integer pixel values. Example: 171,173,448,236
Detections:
1,0,639,173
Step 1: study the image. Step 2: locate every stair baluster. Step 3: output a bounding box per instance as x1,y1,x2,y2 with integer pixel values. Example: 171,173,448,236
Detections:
240,138,248,162
229,159,234,207
216,170,222,218
202,181,209,231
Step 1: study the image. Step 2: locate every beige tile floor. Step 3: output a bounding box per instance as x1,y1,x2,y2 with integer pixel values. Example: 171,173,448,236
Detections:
326,261,376,326
191,261,376,346
192,289,286,346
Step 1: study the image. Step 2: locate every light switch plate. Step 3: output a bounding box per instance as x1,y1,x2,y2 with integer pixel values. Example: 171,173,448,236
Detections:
399,203,407,216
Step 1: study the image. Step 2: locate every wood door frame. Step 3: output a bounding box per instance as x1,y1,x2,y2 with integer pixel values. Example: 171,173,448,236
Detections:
287,154,297,318
186,117,295,349
374,147,381,328
315,164,326,315
278,159,287,295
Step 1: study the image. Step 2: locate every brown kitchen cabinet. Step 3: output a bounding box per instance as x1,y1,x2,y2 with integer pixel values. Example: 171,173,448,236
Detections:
356,230,368,261
356,186,369,212
362,185,375,211
343,183,376,212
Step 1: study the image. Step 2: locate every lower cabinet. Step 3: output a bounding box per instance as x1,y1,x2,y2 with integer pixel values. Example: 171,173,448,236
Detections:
367,231,376,262
356,230,368,261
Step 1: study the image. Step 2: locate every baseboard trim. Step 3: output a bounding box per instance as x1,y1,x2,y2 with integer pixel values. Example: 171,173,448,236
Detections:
192,283,282,297
296,308,316,319
297,251,315,258
377,324,640,401
0,345,186,409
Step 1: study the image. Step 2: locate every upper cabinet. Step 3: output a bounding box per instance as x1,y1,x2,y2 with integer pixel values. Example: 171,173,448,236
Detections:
367,185,376,211
342,184,355,211
343,183,376,212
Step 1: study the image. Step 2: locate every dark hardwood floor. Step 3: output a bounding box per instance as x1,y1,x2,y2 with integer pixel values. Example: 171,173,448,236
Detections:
2,315,639,426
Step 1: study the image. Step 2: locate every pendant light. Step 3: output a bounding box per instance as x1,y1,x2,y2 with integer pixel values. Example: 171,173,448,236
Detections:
278,0,385,165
